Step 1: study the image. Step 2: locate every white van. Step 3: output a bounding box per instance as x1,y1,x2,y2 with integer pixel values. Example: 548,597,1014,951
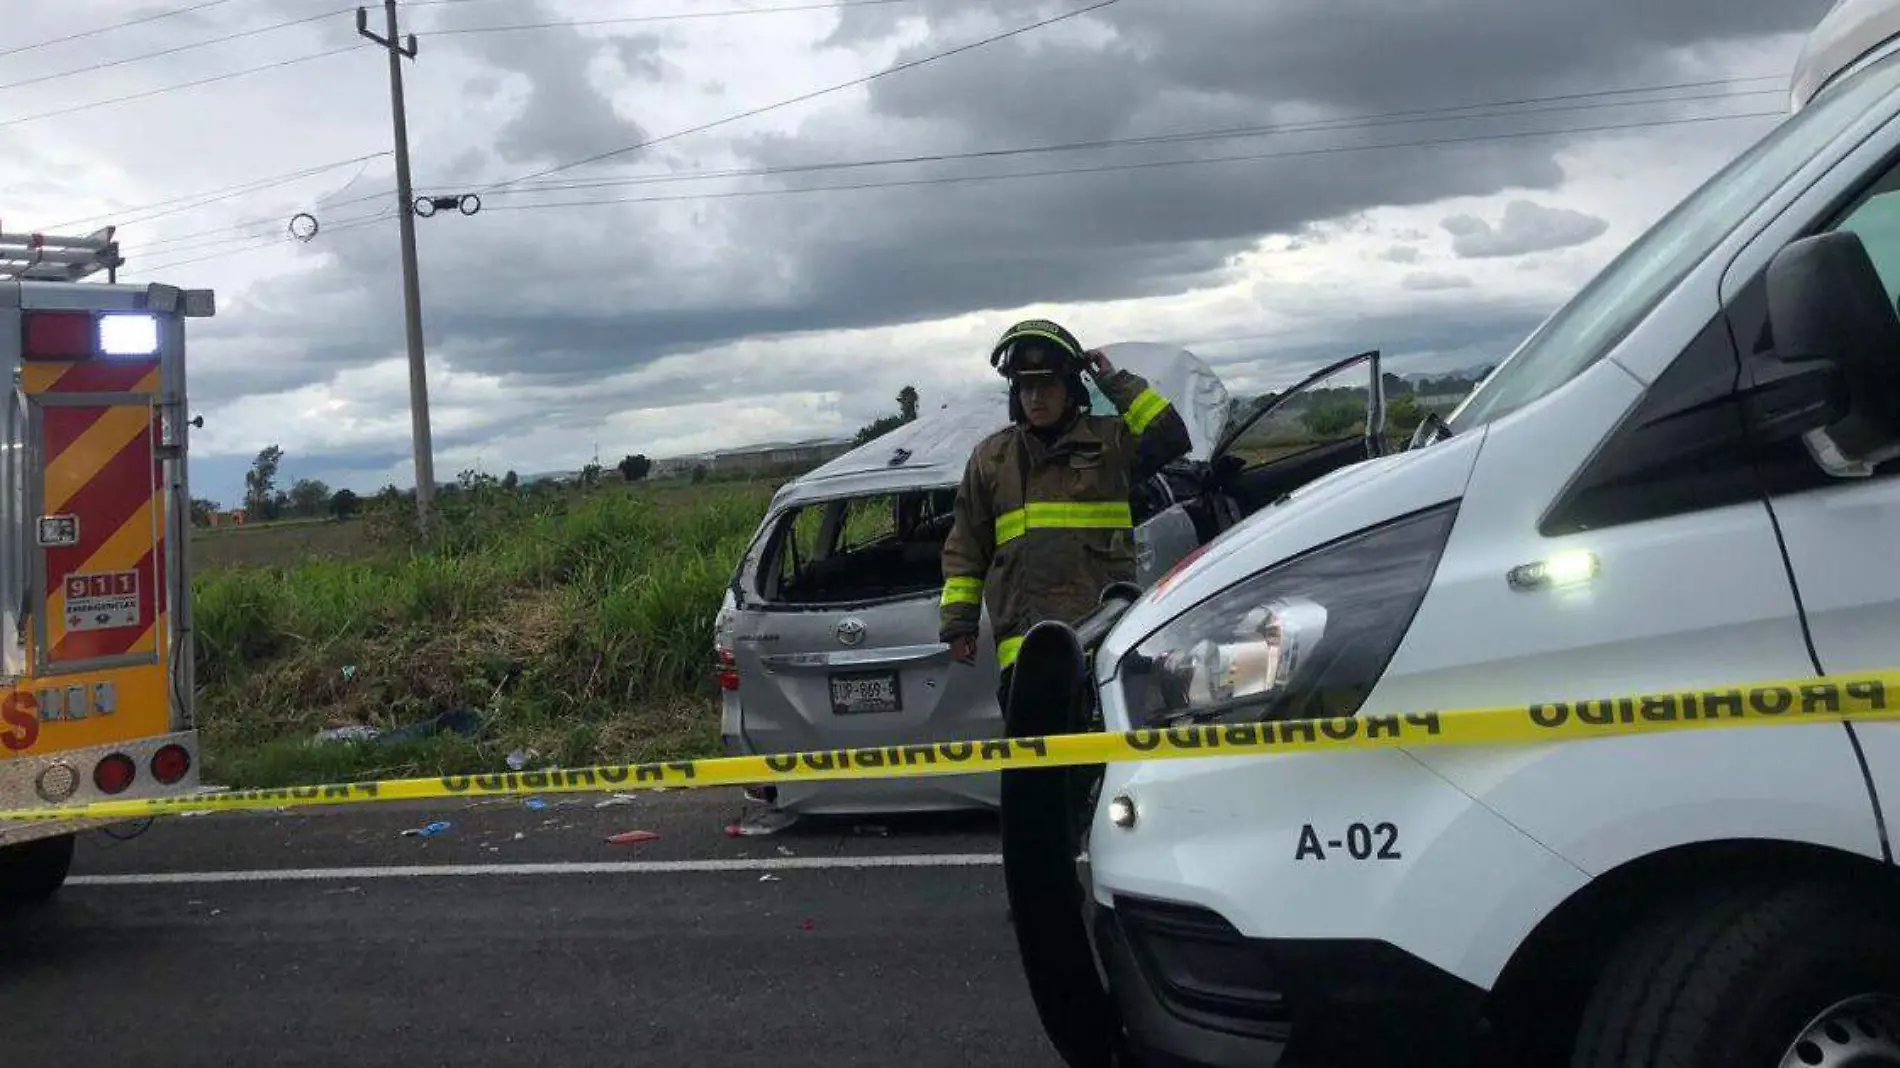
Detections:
717,345,1398,817
1002,2,1900,1066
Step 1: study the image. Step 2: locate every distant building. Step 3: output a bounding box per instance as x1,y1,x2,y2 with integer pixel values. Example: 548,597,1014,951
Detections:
650,437,855,480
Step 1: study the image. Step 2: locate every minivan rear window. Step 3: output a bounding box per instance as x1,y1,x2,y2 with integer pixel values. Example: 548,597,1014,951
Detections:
754,488,958,606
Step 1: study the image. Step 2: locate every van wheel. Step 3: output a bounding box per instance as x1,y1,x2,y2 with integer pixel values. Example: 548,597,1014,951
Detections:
1001,622,1121,1068
0,833,76,903
1572,877,1900,1068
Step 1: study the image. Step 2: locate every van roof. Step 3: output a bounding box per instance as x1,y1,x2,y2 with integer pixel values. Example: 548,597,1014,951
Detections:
770,341,1231,509
1792,0,1900,111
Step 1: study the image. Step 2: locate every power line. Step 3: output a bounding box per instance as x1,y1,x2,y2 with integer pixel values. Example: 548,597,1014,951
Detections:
0,0,259,60
428,0,922,35
47,152,390,232
136,213,393,275
125,80,1781,255
126,80,1765,252
480,0,1127,191
468,83,1784,198
133,106,1782,270
0,45,358,130
475,109,1785,213
0,8,352,94
0,0,917,94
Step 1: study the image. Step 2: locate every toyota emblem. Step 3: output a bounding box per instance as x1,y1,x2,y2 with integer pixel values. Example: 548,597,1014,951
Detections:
835,618,867,646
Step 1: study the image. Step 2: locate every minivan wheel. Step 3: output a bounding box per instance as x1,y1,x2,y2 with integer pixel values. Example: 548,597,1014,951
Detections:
0,833,76,903
1571,877,1900,1068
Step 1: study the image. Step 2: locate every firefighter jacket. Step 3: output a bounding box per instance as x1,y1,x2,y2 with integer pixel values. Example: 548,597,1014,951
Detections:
938,368,1194,669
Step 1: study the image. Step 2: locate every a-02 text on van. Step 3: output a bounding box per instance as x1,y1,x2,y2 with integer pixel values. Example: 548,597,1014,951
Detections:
717,343,1400,817
1001,2,1900,1066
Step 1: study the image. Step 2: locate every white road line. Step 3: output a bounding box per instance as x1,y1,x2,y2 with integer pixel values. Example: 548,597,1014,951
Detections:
67,852,1004,886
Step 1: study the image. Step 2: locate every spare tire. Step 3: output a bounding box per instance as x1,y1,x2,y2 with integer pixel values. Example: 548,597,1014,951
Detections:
1000,619,1122,1068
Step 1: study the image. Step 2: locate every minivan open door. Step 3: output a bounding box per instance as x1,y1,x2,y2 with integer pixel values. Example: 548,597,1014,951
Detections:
1136,349,1391,564
1201,348,1390,527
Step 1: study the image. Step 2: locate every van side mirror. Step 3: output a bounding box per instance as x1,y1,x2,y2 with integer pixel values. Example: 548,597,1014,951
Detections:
1761,230,1900,474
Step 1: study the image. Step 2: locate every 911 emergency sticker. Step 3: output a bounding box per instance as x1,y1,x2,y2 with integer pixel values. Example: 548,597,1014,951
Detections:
65,571,140,631
1295,822,1401,861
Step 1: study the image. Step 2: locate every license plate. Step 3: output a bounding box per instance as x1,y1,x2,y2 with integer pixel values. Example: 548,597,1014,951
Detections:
830,671,901,715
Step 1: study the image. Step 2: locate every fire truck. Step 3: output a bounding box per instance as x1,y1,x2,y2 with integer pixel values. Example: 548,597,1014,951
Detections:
0,226,211,903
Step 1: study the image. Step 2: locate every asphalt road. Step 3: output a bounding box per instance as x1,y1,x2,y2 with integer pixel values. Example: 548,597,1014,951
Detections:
1,790,1064,1068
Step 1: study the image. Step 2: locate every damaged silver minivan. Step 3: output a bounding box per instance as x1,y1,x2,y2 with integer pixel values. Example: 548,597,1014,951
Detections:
715,343,1393,816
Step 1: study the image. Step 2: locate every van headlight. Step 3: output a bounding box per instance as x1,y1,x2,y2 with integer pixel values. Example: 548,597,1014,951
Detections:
1118,503,1458,727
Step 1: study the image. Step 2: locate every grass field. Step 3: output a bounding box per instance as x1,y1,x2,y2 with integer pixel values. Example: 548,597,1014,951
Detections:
190,479,775,787
187,432,1390,789
193,516,377,572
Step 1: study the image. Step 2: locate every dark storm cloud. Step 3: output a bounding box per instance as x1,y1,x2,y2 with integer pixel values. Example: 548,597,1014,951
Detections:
831,0,1825,110
388,0,1821,378
194,0,1827,402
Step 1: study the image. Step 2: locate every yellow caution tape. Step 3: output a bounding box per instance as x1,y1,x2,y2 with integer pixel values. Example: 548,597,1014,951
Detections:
2,668,1896,823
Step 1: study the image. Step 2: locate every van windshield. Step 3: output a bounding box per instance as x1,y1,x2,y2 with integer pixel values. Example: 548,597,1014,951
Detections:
1449,48,1900,433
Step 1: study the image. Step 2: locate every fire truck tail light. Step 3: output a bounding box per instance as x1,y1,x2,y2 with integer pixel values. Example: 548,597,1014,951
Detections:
35,762,79,803
151,744,191,785
93,752,136,795
22,311,94,360
99,313,159,356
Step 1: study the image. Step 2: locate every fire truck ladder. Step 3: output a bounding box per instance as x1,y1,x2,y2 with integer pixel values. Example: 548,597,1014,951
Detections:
0,224,123,283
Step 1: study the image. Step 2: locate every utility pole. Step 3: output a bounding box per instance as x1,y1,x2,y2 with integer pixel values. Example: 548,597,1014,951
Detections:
357,0,436,533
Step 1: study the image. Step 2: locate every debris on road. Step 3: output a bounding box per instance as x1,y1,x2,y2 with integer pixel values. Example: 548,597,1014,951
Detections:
799,918,815,932
760,874,780,883
851,824,890,837
313,724,380,745
725,809,797,837
606,830,660,846
594,794,640,808
776,846,795,857
524,797,548,811
401,821,453,838
313,709,480,748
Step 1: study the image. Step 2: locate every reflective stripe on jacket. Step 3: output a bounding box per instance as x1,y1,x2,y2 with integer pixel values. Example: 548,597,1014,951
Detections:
938,368,1193,667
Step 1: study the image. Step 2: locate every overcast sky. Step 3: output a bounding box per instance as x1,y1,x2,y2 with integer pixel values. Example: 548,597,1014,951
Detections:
1,0,1833,506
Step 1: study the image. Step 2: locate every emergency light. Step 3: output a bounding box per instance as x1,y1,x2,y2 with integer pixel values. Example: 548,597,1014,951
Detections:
20,310,160,360
99,313,159,356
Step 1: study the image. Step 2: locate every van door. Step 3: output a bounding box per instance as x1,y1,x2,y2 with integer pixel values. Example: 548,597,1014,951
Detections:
1735,153,1900,831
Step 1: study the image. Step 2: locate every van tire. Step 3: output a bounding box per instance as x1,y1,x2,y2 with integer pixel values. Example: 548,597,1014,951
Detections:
0,833,76,903
1571,876,1900,1068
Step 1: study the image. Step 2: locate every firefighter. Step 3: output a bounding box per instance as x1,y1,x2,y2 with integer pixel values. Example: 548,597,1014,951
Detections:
938,319,1194,708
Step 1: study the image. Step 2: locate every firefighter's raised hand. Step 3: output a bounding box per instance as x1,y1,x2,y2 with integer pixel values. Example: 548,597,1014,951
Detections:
1083,349,1113,378
949,634,978,665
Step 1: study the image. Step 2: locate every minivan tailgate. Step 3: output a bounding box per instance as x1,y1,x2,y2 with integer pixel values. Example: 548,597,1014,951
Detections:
729,596,1002,767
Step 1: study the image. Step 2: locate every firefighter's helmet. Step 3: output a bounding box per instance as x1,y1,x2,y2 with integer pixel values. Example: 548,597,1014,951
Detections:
990,319,1086,379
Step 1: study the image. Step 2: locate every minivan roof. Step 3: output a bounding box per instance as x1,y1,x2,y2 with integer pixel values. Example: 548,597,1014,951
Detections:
771,341,1231,508
1792,0,1900,111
